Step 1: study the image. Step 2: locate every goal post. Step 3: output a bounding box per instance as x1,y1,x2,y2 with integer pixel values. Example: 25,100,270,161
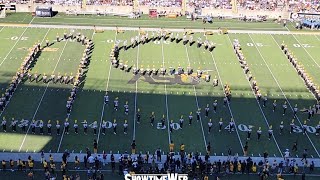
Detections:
231,0,238,14
0,9,6,18
133,0,139,13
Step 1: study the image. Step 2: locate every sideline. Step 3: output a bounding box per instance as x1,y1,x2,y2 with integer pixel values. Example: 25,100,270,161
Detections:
0,23,320,35
0,152,319,167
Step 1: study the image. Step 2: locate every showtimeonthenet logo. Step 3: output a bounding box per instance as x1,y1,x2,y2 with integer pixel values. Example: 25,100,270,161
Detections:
124,173,188,180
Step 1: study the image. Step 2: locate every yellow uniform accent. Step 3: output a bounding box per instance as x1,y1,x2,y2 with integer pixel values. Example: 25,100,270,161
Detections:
180,144,185,151
169,143,174,152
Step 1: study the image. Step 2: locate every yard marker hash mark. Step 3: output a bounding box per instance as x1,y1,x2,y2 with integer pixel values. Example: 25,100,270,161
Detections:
161,38,172,144
228,34,283,157
0,26,5,33
0,28,51,125
205,35,244,152
0,27,30,68
132,30,140,141
185,43,207,150
19,29,56,152
58,30,96,152
254,34,320,158
290,34,320,70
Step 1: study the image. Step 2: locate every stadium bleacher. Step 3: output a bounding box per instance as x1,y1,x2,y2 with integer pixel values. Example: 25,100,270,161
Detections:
0,0,314,13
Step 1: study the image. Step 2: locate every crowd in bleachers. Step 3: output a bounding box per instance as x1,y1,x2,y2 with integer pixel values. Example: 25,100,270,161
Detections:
0,151,316,180
288,0,320,13
0,0,28,4
1,0,320,13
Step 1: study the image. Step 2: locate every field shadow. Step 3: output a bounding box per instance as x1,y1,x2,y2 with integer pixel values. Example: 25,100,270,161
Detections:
0,78,319,156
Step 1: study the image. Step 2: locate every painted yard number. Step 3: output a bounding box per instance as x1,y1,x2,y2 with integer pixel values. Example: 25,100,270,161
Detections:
87,121,182,130
89,121,112,129
106,39,114,43
11,36,28,41
157,123,181,130
153,121,317,134
153,40,170,44
293,44,311,48
291,125,316,133
246,43,314,48
225,124,253,131
235,123,316,134
11,119,41,128
11,120,318,134
247,43,264,47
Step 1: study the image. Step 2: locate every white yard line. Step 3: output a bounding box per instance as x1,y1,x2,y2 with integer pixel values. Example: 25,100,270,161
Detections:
270,34,320,156
285,26,292,33
132,32,139,141
161,39,172,144
2,23,320,35
57,116,71,152
205,35,244,153
29,17,35,24
226,35,284,157
288,23,297,30
0,26,5,32
57,31,96,152
270,34,318,100
184,44,207,151
0,27,29,68
314,35,320,42
20,14,29,23
28,22,285,31
290,34,320,70
0,28,51,119
248,33,320,158
56,113,72,152
0,16,35,68
96,32,119,145
19,34,68,152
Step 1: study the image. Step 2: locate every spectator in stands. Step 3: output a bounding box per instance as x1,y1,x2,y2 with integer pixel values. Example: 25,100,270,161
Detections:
8,0,311,13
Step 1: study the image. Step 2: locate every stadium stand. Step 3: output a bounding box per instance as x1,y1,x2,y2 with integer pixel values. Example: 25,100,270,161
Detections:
0,0,309,12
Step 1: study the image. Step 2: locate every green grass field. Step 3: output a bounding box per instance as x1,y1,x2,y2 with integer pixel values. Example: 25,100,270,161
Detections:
0,21,320,161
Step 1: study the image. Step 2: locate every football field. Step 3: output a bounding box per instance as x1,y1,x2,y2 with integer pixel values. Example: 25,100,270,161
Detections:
0,24,320,160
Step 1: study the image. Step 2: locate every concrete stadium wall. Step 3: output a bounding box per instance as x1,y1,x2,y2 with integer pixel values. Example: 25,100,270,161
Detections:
15,4,288,19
